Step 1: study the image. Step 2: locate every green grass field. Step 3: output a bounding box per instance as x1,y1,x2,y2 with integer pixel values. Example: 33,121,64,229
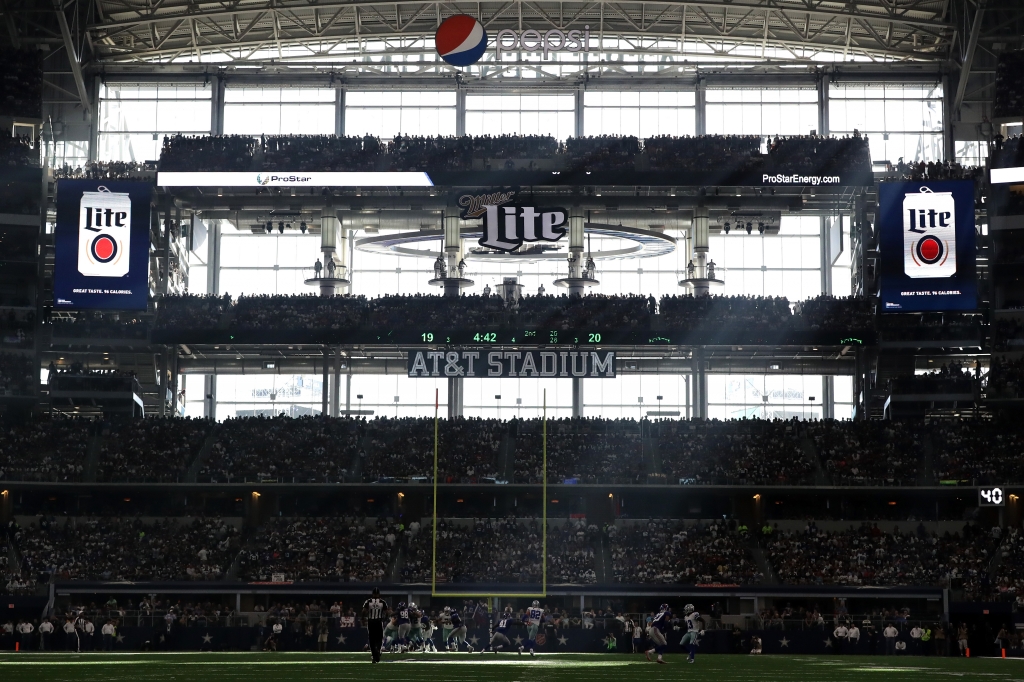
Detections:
1,652,1021,682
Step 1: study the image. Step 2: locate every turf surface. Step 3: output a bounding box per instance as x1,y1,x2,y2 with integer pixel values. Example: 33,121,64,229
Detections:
1,652,1021,682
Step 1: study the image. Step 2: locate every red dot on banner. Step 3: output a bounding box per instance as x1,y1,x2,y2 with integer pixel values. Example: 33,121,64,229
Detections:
920,238,940,261
95,237,114,260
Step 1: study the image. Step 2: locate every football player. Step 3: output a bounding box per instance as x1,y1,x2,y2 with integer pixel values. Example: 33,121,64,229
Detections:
484,607,516,654
521,600,543,656
447,607,473,653
645,603,670,664
679,604,704,664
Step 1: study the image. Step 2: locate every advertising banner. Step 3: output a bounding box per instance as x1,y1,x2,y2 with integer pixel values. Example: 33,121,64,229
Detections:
878,181,976,312
407,349,616,378
54,180,152,310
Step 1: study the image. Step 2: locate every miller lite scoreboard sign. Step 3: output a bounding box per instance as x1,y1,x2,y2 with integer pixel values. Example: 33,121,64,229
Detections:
878,181,976,312
407,350,615,378
54,180,152,310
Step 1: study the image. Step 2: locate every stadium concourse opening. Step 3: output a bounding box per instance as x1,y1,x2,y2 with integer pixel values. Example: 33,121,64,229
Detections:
6,0,1024,669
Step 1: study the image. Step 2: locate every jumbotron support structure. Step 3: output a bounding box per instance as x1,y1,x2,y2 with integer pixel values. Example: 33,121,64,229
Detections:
679,206,724,296
429,206,474,299
304,205,349,296
554,207,599,296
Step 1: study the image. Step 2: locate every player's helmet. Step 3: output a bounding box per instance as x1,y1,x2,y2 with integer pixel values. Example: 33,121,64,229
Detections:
684,604,695,615
398,601,406,609
443,606,452,613
532,600,540,607
409,603,417,611
660,603,670,612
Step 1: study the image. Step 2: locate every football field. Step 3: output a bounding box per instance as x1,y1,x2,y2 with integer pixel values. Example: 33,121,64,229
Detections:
1,652,1021,682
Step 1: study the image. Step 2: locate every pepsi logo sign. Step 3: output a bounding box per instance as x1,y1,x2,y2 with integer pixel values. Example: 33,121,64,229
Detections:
435,15,487,67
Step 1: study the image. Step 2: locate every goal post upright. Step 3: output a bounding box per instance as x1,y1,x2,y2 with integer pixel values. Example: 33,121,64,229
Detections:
429,387,547,600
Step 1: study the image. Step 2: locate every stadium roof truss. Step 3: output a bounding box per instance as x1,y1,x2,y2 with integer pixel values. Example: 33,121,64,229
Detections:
69,0,963,74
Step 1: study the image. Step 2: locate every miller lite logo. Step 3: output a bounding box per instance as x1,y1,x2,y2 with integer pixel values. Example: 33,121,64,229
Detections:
78,186,131,278
903,186,956,278
478,204,568,252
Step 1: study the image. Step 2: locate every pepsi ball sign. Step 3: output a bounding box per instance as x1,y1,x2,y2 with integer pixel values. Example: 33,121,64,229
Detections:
435,15,487,67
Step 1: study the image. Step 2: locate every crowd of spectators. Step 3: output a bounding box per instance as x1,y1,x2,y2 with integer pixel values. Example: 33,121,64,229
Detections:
96,417,212,482
611,519,761,585
5,414,1024,485
0,131,36,167
158,133,873,175
0,48,42,118
0,417,92,482
0,351,34,396
991,527,1024,603
149,292,876,338
657,419,814,485
15,515,239,582
201,416,363,483
933,418,1024,484
514,418,644,484
765,521,997,588
52,160,157,181
237,517,395,582
50,312,150,340
806,420,920,486
404,516,596,584
891,158,984,182
994,50,1024,120
987,356,1024,399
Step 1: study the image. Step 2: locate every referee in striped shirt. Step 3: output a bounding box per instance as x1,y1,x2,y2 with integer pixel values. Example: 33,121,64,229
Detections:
362,587,389,663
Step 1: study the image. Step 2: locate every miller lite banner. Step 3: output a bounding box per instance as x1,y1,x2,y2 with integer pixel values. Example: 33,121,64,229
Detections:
878,181,976,312
54,180,152,310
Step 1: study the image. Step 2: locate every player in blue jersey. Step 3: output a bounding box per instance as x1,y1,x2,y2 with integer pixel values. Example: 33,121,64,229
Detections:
419,611,437,652
395,601,411,651
521,600,543,656
483,607,516,654
446,607,473,653
679,604,703,663
645,603,671,664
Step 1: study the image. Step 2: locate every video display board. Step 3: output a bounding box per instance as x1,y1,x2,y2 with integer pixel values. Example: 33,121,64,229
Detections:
878,181,976,312
53,180,152,310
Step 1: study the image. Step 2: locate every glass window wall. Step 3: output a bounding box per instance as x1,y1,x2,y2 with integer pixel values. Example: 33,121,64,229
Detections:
97,83,211,162
583,91,696,137
223,87,335,135
829,82,944,163
465,93,575,138
345,91,456,138
706,88,818,136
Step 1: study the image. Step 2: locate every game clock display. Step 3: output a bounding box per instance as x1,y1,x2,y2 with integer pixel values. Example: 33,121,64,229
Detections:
978,487,1005,506
419,330,608,345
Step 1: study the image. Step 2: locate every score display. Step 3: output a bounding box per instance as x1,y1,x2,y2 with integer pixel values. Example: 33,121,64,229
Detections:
979,487,1005,506
419,330,613,345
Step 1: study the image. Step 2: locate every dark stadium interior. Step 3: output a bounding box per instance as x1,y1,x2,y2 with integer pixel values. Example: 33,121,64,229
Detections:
3,0,1024,665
